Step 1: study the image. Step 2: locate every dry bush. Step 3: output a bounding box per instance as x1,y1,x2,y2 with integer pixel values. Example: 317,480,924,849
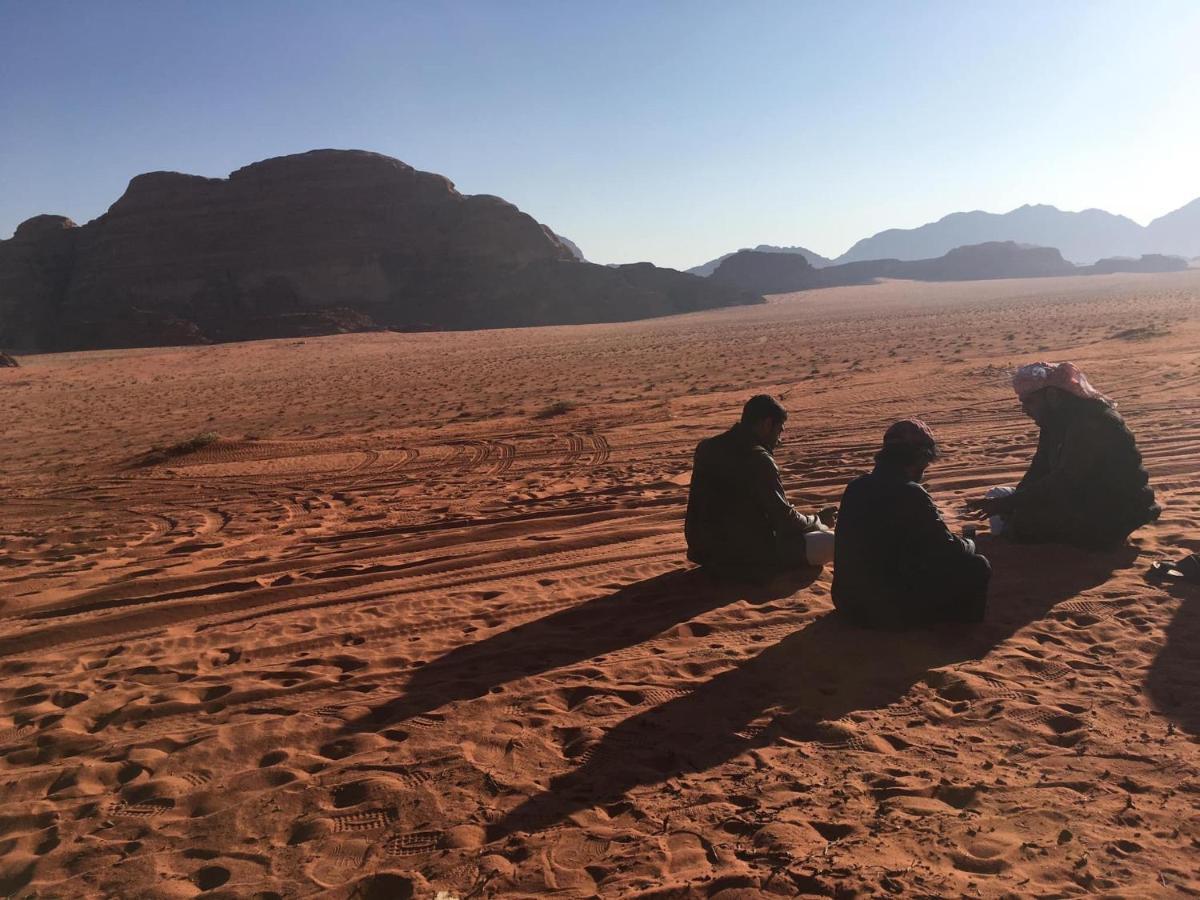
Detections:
134,431,219,467
533,400,577,420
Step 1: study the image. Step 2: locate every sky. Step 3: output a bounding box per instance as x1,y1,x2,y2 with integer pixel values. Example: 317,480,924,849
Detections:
2,1,1199,269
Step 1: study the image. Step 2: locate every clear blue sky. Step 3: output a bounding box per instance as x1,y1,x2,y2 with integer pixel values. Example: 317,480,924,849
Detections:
2,1,1198,268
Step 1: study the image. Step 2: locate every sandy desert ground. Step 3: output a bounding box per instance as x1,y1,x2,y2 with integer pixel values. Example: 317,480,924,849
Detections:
2,271,1199,898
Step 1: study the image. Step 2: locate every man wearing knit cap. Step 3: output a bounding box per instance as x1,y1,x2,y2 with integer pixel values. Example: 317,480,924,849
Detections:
833,419,990,628
966,362,1159,549
685,394,836,576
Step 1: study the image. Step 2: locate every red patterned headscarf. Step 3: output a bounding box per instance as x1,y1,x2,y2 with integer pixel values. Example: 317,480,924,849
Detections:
1013,362,1113,407
882,418,940,458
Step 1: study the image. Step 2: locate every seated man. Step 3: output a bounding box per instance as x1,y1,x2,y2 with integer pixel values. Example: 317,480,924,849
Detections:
684,394,835,576
833,419,989,628
967,362,1159,549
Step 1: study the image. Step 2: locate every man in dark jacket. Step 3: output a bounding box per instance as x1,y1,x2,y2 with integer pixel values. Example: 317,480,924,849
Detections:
685,395,835,575
966,362,1159,549
833,419,990,628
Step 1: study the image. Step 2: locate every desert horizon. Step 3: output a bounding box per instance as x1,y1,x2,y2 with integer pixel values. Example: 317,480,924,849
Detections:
3,270,1198,896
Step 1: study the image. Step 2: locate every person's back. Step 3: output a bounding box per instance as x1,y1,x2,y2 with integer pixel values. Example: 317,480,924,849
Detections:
1014,400,1157,546
686,423,776,568
835,465,921,611
833,420,989,628
685,395,833,574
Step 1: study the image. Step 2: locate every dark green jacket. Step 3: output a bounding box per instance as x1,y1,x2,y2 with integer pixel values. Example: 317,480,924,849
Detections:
684,423,821,568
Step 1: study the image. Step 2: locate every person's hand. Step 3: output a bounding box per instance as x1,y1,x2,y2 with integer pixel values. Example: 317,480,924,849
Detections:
964,497,998,519
818,505,838,528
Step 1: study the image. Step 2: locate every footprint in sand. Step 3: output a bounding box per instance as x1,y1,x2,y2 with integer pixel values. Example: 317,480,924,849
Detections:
381,830,445,856
329,807,398,833
950,831,1019,875
106,798,175,818
1008,705,1087,735
306,838,370,887
194,864,230,891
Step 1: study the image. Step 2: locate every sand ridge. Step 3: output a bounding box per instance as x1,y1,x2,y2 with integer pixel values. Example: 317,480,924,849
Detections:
1,271,1199,897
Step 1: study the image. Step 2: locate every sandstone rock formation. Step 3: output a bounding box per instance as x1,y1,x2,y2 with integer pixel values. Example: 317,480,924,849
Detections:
551,232,586,261
709,249,819,293
895,241,1075,281
688,244,831,277
1082,254,1189,275
0,215,79,351
0,151,758,352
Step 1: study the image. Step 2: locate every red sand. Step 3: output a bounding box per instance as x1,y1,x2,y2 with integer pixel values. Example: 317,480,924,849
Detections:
2,271,1199,897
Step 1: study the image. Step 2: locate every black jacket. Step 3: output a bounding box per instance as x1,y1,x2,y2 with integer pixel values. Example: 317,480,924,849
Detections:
998,400,1159,546
684,422,821,568
832,460,983,624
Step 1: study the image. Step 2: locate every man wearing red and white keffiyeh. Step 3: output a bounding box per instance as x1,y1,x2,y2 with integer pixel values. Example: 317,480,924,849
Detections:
966,362,1159,549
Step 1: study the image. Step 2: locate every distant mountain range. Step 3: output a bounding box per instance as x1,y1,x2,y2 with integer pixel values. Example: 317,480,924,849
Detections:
693,198,1200,271
708,242,1189,295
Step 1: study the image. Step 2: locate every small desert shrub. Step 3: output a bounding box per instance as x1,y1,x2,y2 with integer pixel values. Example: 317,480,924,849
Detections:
534,400,576,420
1112,325,1170,341
136,431,219,467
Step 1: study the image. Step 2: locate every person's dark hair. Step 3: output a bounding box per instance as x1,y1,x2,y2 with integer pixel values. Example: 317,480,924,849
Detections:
741,394,787,427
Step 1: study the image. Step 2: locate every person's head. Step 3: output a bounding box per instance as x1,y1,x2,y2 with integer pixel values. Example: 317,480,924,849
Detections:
741,394,787,450
876,418,940,481
1018,386,1064,426
1013,361,1112,426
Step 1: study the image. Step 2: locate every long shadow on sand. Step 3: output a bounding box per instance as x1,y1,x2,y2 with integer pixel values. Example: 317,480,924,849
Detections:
341,566,820,734
494,539,1138,836
1145,576,1200,735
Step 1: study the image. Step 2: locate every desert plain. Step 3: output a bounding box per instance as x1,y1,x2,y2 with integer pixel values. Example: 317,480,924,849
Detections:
2,271,1199,898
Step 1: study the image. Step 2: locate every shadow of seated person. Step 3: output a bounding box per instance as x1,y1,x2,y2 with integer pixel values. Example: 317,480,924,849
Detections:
1146,565,1200,736
340,565,820,735
494,537,1137,838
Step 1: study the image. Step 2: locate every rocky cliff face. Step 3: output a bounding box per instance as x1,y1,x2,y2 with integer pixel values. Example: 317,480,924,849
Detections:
0,215,80,350
0,150,758,351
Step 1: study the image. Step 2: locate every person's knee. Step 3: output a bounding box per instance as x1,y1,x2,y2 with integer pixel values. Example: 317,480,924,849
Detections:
804,530,835,567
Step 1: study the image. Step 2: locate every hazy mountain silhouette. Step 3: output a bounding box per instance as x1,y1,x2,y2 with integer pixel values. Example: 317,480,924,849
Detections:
833,198,1200,265
688,196,1200,271
687,243,831,276
835,204,1153,265
1146,198,1200,259
709,241,1186,294
1080,253,1191,275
